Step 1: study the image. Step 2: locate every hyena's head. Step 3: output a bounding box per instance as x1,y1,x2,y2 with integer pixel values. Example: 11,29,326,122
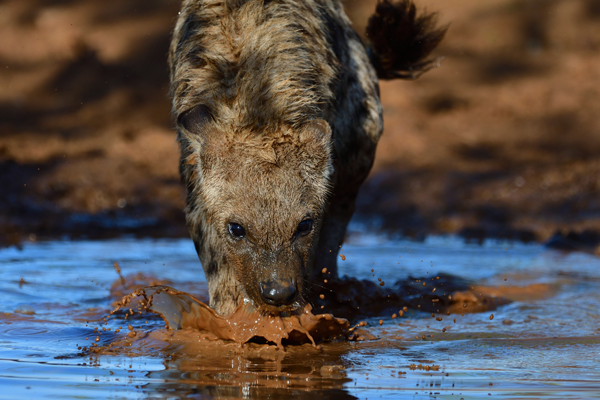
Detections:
177,105,333,314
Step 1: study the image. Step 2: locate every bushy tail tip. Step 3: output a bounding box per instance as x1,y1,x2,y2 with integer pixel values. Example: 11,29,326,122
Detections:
365,0,448,80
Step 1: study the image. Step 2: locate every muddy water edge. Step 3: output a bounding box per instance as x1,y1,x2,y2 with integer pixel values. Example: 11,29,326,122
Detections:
1,235,600,399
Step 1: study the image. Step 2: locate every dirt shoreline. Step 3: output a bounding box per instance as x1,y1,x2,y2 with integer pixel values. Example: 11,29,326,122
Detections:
2,0,600,249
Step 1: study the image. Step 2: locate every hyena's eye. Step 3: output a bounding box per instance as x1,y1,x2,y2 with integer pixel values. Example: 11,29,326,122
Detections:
178,104,211,134
228,223,246,238
296,219,313,236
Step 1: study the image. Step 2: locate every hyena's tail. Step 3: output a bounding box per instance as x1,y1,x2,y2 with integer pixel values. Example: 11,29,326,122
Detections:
365,0,448,80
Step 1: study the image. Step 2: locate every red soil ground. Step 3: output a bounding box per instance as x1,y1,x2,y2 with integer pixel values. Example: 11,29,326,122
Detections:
2,0,600,248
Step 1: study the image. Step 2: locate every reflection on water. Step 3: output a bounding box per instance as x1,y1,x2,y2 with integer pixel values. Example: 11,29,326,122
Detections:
1,234,600,399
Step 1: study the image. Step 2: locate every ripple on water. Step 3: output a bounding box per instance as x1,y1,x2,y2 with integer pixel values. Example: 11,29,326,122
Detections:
0,236,599,399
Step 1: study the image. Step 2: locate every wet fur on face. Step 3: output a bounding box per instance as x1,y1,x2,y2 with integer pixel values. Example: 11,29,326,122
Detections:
181,117,332,314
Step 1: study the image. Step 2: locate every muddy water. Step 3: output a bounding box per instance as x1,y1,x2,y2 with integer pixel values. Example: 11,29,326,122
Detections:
109,285,350,349
1,235,600,399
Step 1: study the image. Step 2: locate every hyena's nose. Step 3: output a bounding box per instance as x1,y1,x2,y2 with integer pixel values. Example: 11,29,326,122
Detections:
259,279,297,306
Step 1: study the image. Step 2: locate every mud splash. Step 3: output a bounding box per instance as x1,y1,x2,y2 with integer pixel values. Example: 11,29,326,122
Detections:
110,286,350,349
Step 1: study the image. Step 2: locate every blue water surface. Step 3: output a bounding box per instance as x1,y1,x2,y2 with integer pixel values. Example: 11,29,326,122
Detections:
1,234,599,399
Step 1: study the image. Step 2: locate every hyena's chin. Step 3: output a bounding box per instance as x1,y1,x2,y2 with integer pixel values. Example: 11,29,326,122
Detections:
259,299,306,316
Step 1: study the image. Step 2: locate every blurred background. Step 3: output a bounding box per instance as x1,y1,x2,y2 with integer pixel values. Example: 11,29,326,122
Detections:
1,0,599,248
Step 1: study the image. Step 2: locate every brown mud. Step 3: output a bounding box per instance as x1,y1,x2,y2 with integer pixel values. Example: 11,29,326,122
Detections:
108,268,516,319
2,0,600,249
90,266,532,356
80,274,563,368
109,286,350,349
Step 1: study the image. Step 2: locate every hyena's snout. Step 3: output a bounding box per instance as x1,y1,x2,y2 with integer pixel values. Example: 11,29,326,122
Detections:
259,278,297,306
249,246,304,309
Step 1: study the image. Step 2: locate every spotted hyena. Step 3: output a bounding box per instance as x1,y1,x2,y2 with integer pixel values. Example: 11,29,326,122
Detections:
169,0,446,315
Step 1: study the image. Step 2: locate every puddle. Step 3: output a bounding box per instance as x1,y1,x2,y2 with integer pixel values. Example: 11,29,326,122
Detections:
1,235,600,399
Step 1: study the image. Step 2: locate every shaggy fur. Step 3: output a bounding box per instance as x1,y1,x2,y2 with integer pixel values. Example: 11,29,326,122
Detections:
169,0,445,315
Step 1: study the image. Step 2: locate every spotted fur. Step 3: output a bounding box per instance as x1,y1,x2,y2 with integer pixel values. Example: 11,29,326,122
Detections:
169,0,445,315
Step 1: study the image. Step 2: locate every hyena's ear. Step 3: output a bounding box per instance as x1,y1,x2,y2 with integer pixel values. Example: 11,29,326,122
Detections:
178,105,212,134
298,119,334,178
299,119,332,148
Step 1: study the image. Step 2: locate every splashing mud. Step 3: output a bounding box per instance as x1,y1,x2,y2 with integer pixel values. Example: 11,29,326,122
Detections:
110,286,350,349
96,253,543,354
102,271,518,353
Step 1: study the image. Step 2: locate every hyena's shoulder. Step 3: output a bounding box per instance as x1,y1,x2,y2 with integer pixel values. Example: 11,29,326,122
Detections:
169,0,359,133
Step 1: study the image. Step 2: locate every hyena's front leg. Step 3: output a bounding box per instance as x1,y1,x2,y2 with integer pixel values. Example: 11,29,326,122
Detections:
313,191,358,280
